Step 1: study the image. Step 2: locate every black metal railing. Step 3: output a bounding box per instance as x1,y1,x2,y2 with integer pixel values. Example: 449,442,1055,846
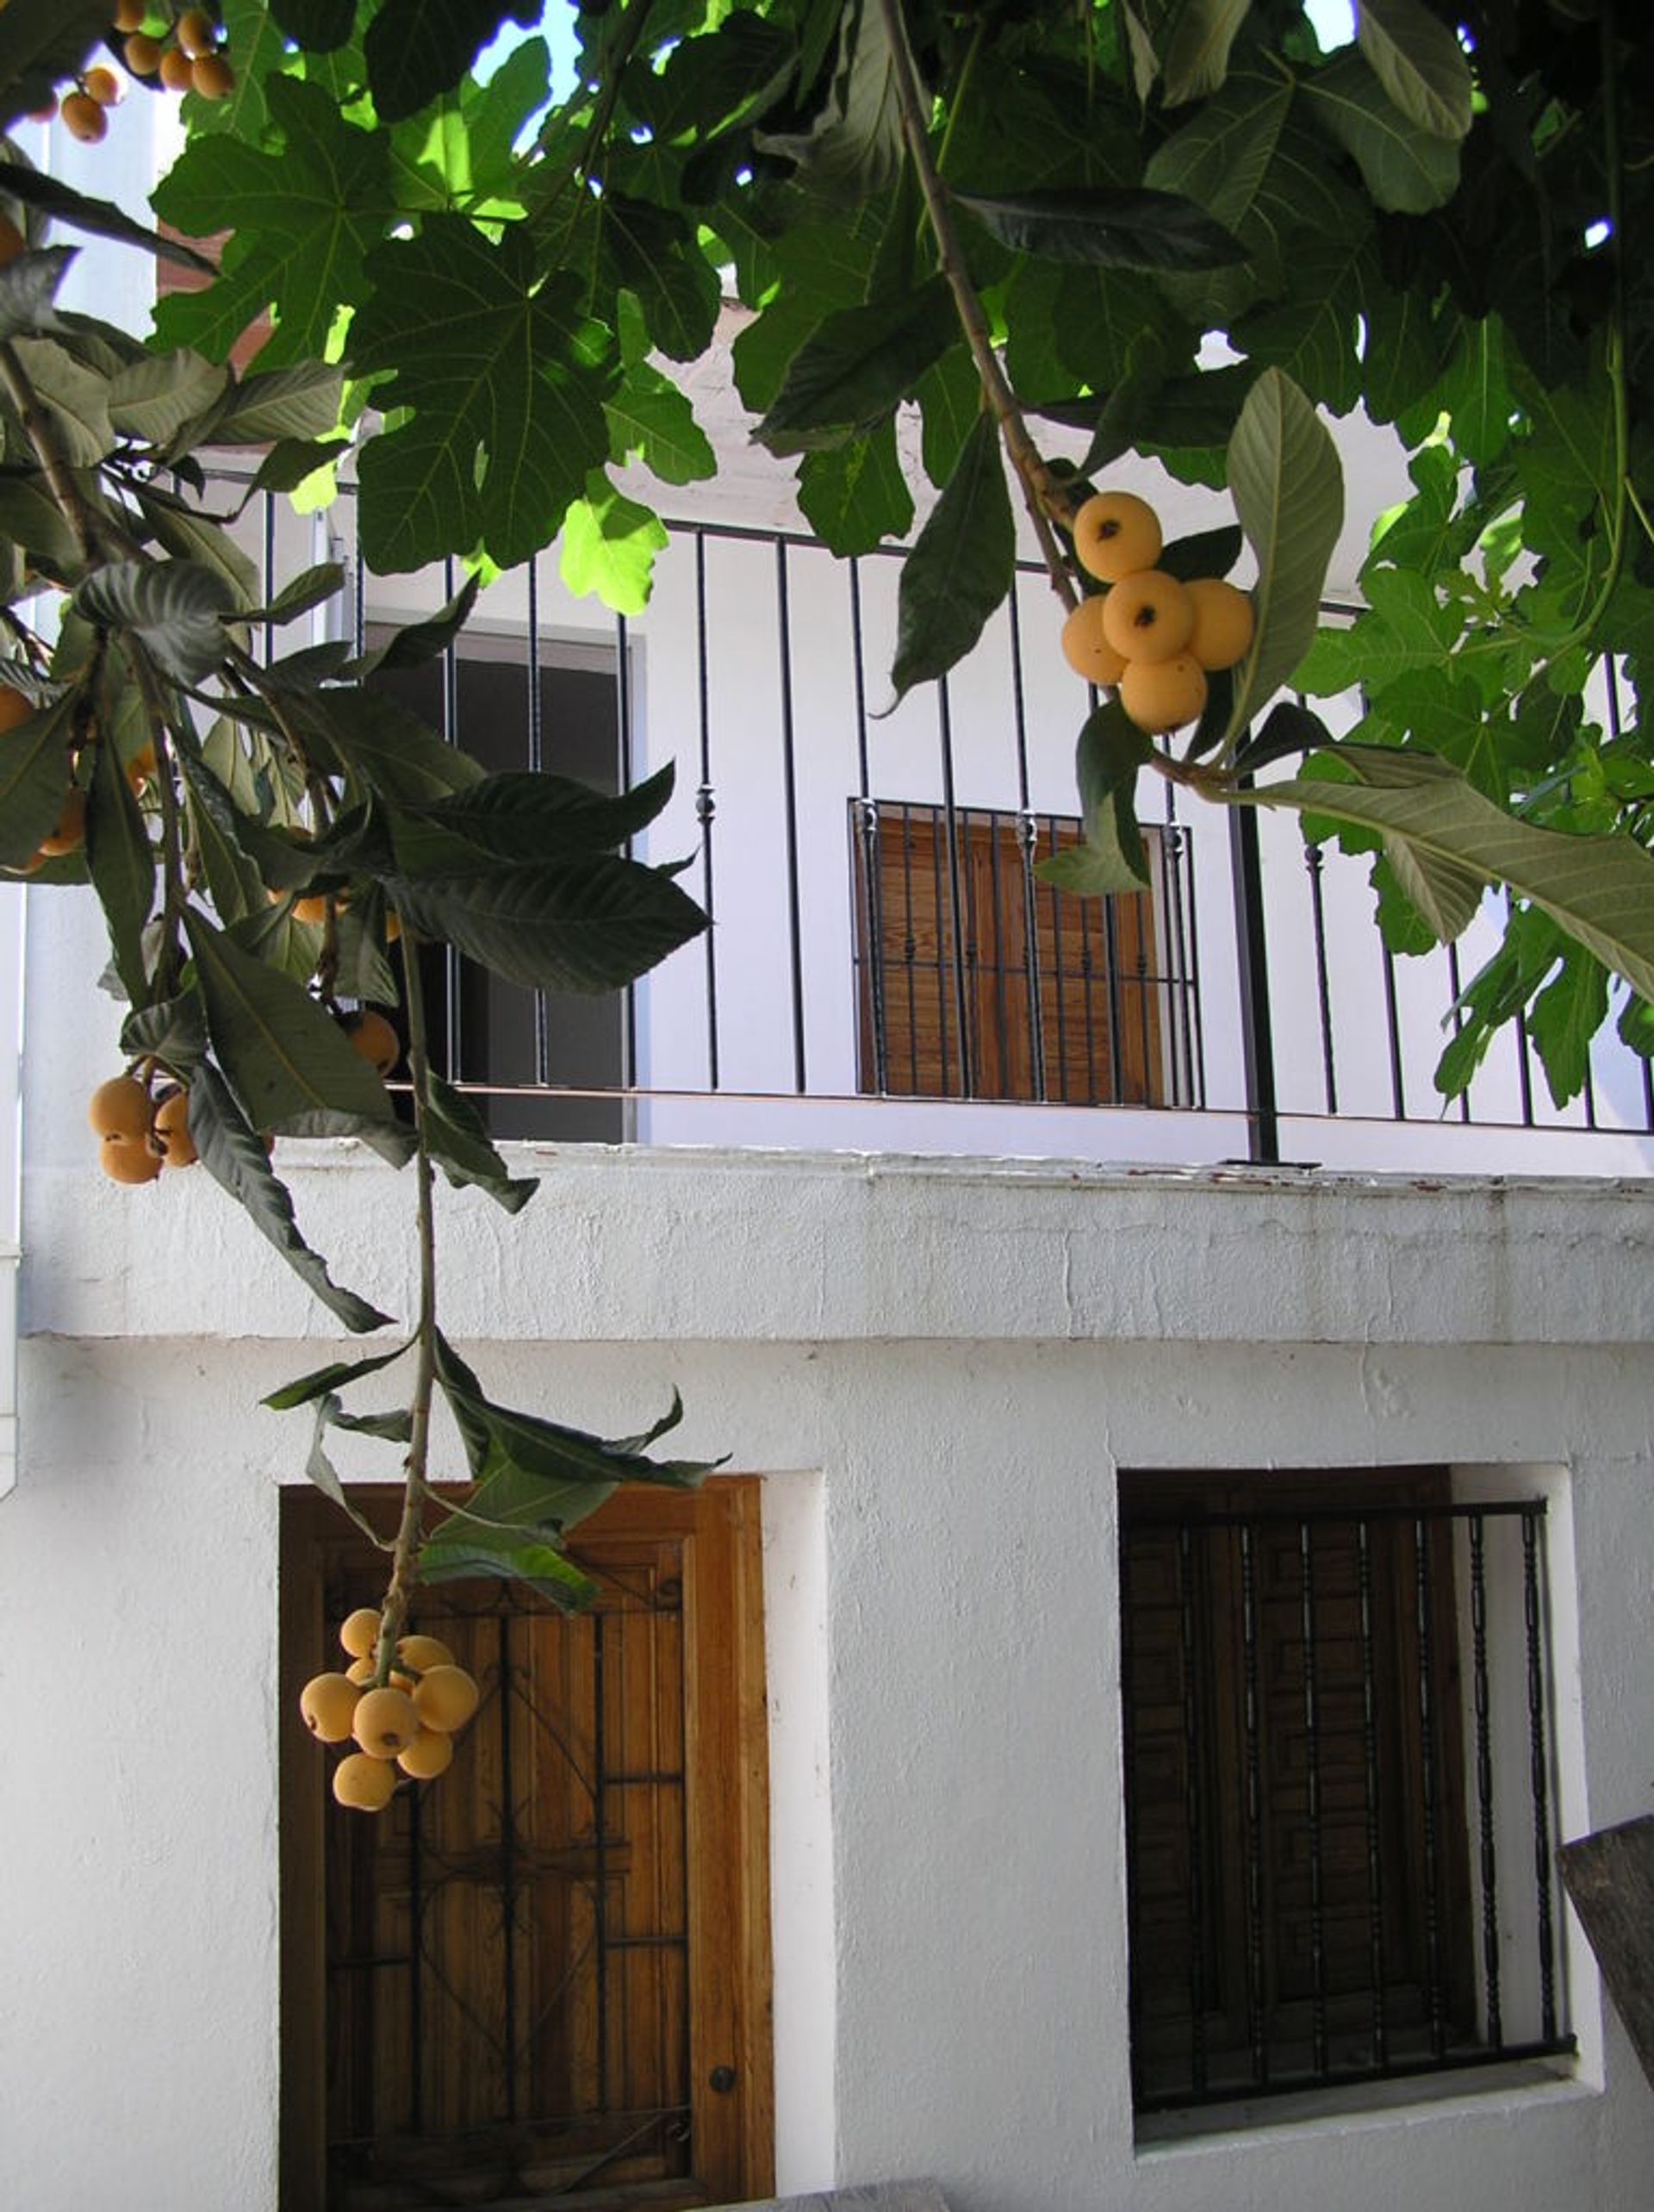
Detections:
205,466,1654,1171
1118,1491,1573,2115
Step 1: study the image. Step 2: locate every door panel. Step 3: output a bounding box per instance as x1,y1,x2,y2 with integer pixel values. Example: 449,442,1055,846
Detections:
281,1482,773,2212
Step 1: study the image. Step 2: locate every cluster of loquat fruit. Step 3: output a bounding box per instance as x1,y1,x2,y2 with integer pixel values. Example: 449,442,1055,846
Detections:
1059,490,1255,736
85,1013,401,1185
40,4,234,146
301,1609,482,1814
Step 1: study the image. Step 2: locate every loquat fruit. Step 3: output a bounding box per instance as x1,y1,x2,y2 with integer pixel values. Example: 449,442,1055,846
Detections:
1185,577,1255,672
177,8,218,56
0,217,23,266
413,1665,480,1735
352,1685,420,1760
123,32,164,74
152,1087,196,1167
345,1009,400,1077
61,92,109,144
397,1726,455,1780
99,1138,163,1184
0,688,31,733
339,1605,383,1661
396,1633,455,1673
345,1654,376,1685
1120,651,1209,735
88,1073,152,1141
1101,570,1197,665
299,1671,360,1743
333,1752,398,1812
39,787,86,857
159,47,196,90
113,0,148,28
190,53,236,101
1072,491,1163,585
83,65,122,107
126,742,157,795
1060,597,1129,689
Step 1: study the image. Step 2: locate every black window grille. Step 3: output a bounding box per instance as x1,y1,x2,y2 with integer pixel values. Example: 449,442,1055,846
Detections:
1118,1469,1574,2118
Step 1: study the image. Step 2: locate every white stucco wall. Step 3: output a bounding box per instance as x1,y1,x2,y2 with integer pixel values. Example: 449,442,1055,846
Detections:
6,1121,1654,2212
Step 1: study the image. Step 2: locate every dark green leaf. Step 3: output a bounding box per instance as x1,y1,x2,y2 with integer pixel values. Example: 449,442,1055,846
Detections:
269,0,356,48
121,990,208,1076
795,421,915,554
425,1071,538,1213
418,1520,596,1609
263,1343,408,1411
1234,697,1335,773
107,351,230,448
1357,0,1474,142
914,346,981,491
183,910,414,1162
246,438,350,500
243,564,346,629
955,186,1247,273
755,0,907,199
1158,525,1245,583
345,579,479,678
152,77,393,369
1037,703,1153,895
1303,49,1460,215
211,363,345,446
329,1405,414,1442
85,730,153,1007
385,851,706,994
261,682,482,804
1527,950,1608,1108
1224,369,1345,741
1161,0,1253,106
755,276,954,457
352,221,615,571
187,1062,395,1334
74,560,235,685
889,411,1014,703
0,687,75,869
365,0,539,123
0,0,111,134
305,1398,399,1548
396,763,676,867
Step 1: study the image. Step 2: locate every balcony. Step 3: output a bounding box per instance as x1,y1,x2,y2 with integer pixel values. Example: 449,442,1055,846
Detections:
231,473,1654,1181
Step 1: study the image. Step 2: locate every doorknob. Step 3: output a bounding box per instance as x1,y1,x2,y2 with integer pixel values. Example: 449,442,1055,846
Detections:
708,2066,737,2093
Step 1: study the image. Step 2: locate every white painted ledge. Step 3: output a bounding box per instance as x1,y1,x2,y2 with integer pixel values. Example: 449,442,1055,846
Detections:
20,1139,1654,1355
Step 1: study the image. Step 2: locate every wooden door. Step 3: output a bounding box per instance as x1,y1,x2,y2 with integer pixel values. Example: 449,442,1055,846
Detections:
281,1481,774,2211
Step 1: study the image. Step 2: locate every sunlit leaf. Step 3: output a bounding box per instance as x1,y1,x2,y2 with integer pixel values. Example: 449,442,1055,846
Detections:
1224,369,1345,741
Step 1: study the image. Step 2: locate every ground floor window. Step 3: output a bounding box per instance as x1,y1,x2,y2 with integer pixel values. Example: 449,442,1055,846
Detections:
280,1480,773,2211
1118,1467,1573,2119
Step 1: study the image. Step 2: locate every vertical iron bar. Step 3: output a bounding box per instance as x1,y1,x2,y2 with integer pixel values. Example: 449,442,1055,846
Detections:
1120,1530,1147,2114
1356,1519,1389,2070
441,558,463,1085
1381,945,1407,1121
1306,844,1339,1115
1239,1521,1269,2090
1155,812,1184,1106
615,610,637,1090
1299,1519,1328,2078
900,806,921,1094
1018,813,1048,1100
261,491,277,665
927,807,952,1092
1091,888,1114,1103
847,563,886,1093
1446,939,1471,1123
1178,808,1208,1110
986,813,1011,1095
1469,1513,1503,2049
1048,815,1072,1098
693,535,720,1090
1135,889,1153,1106
407,1747,425,2129
936,680,974,1098
1415,1515,1447,2059
498,1606,519,2121
1522,1506,1559,2042
774,540,807,1093
1178,1524,1207,2096
594,1607,610,2111
1228,788,1279,1162
525,553,550,1087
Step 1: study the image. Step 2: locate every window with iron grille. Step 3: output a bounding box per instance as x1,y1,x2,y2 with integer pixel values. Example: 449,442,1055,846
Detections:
849,800,1197,1107
1118,1467,1573,2122
368,632,631,1141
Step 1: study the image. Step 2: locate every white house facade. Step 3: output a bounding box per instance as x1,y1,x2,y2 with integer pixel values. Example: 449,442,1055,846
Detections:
3,85,1654,2212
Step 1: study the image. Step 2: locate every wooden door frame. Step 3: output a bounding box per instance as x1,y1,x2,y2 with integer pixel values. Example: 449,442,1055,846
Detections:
279,1477,774,2211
